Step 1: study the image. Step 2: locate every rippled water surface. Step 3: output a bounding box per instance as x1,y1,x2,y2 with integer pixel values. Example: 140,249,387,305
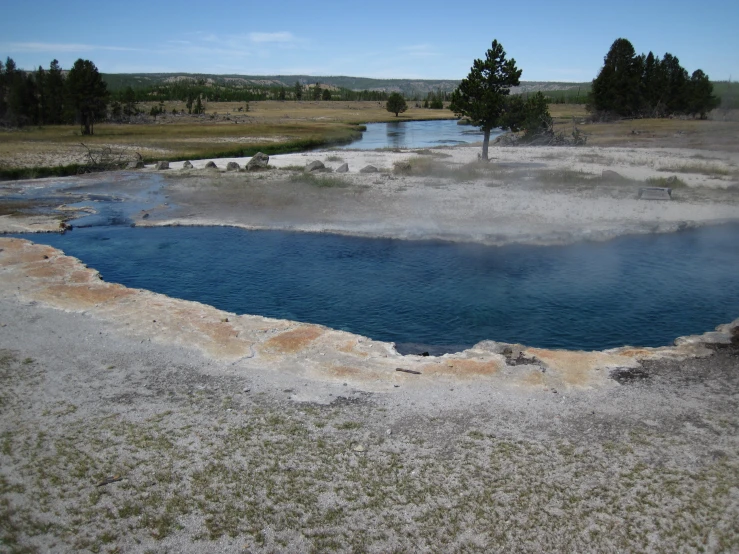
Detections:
21,225,739,353
338,119,498,150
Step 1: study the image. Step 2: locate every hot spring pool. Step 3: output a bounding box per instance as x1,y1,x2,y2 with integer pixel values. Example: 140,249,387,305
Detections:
18,224,739,354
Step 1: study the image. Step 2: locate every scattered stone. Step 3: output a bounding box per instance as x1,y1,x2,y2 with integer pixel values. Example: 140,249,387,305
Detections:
610,367,650,384
142,213,150,219
601,169,624,181
226,161,240,171
352,444,366,452
205,161,218,169
386,429,392,435
96,475,124,487
126,160,144,169
155,161,169,170
305,160,325,172
360,165,379,173
221,317,229,322
182,161,193,169
336,163,349,173
638,187,672,200
247,152,269,170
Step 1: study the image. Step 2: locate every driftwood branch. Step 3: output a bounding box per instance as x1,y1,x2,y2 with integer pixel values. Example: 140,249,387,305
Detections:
78,143,141,174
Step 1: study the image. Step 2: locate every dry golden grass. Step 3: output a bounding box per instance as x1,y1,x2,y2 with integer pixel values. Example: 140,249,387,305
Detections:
550,105,739,151
140,99,454,124
0,101,456,171
2,101,737,174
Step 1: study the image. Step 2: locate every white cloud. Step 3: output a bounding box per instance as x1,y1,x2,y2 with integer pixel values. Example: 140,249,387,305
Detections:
399,44,438,58
248,32,296,44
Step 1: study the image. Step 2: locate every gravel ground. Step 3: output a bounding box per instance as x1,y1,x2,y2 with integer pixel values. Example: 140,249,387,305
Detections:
1,296,738,553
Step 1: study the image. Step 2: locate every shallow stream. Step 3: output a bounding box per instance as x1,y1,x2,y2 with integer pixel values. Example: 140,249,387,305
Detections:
338,119,497,149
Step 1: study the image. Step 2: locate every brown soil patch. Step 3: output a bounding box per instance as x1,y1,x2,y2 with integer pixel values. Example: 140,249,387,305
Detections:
336,339,368,357
526,348,632,387
40,284,134,308
263,325,324,354
422,358,503,378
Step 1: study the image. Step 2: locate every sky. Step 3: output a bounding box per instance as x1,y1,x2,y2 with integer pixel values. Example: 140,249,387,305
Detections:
1,0,737,82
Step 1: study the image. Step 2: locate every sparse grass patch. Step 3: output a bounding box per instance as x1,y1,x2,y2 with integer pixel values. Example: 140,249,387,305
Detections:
335,421,362,430
415,149,452,158
534,168,598,185
393,157,491,181
325,155,344,162
657,162,731,177
578,153,615,166
289,173,350,188
646,175,688,188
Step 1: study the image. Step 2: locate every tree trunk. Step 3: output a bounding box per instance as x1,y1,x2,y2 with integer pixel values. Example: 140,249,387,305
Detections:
481,128,490,160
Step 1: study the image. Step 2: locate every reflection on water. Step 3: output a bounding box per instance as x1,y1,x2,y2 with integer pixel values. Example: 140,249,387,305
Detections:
19,225,739,353
338,119,499,150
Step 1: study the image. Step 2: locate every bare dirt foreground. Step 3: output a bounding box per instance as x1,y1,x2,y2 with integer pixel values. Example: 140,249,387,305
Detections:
1,143,739,553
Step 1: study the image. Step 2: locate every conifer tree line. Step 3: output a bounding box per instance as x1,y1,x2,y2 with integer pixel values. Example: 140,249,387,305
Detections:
0,55,398,130
588,38,720,119
0,57,109,133
110,80,391,105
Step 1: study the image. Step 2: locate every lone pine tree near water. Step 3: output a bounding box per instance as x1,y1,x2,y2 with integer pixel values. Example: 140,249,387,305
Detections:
450,39,521,160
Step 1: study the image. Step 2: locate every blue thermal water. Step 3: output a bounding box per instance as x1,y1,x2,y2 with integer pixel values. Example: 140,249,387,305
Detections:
18,224,739,353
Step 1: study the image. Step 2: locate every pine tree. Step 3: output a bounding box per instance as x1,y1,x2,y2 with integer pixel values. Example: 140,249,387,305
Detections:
686,70,720,119
46,60,65,124
294,81,303,101
0,59,5,122
35,66,47,124
589,38,644,116
661,53,689,114
449,39,522,160
65,59,109,135
386,92,408,117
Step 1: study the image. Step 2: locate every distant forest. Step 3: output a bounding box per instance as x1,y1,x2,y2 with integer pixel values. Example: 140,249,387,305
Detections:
1,53,737,129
